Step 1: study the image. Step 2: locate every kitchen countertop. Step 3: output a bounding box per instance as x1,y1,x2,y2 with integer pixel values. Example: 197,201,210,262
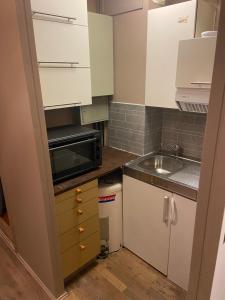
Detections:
124,153,200,201
54,147,137,195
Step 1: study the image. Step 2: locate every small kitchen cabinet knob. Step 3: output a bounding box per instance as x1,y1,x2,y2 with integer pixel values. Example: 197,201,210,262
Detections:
80,245,86,251
76,197,82,203
76,188,82,194
77,209,83,215
78,227,84,233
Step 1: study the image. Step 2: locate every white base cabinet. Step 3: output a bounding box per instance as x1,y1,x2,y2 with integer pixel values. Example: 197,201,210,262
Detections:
123,175,197,290
123,175,171,275
168,193,196,290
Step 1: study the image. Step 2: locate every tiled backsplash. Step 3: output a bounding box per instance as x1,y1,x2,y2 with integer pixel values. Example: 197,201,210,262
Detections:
108,102,207,159
161,108,206,159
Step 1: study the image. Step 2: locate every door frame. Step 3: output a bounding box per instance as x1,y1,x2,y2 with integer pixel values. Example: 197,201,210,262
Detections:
187,1,225,299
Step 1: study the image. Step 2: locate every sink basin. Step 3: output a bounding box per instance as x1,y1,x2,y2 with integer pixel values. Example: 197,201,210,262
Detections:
137,155,183,175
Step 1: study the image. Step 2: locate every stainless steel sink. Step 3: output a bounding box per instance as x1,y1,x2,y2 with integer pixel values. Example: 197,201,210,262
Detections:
137,155,183,175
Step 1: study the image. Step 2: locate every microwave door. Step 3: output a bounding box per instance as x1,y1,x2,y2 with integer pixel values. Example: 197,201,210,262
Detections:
49,137,97,182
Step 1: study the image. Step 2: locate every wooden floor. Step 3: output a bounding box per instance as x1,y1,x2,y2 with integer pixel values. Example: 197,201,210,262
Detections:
0,216,14,242
0,237,49,300
0,237,186,300
66,248,186,300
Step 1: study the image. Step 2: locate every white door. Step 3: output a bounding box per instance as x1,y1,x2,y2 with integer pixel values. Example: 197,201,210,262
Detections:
123,175,171,275
145,0,196,108
176,37,216,89
30,0,88,26
33,19,90,67
168,194,197,290
39,67,92,109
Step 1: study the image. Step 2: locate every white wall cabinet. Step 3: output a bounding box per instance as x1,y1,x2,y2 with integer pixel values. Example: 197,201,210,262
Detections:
88,12,114,97
176,37,216,89
168,194,197,290
33,19,90,67
123,175,171,275
31,0,92,109
30,0,88,26
39,68,91,109
145,0,196,109
123,175,196,290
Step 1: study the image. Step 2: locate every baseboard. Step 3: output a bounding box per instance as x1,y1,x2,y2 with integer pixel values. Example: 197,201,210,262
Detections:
0,228,68,300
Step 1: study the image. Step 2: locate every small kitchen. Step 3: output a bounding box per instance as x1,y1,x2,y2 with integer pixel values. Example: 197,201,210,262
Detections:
0,0,220,299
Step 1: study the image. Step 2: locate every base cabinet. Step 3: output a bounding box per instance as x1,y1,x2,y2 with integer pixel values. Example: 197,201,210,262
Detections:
55,180,100,278
123,175,196,290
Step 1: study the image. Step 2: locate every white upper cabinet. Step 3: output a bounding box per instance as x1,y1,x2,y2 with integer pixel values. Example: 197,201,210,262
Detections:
88,12,114,97
176,37,216,89
33,19,90,67
30,0,88,26
145,0,196,109
40,68,91,109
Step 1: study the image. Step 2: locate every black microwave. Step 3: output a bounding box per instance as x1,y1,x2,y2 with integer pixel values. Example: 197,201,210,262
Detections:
47,125,102,184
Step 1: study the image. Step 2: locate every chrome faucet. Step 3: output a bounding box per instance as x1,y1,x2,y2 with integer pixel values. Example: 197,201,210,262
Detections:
161,143,183,157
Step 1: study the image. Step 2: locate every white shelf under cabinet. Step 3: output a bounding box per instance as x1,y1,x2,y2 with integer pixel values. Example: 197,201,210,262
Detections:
30,0,88,26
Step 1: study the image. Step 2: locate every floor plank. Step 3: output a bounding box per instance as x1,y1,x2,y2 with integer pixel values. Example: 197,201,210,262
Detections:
0,238,50,300
67,248,186,300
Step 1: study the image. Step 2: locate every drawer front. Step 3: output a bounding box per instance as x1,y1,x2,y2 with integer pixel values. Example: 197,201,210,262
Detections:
75,180,98,195
75,186,98,207
31,0,88,26
59,215,100,253
78,231,100,267
61,231,100,278
77,198,99,224
39,67,92,108
56,198,98,234
55,189,75,205
33,19,90,67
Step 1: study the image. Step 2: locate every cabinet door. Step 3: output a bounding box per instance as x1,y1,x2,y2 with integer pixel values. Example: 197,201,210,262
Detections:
30,0,88,26
33,19,90,67
39,67,92,109
123,175,171,275
176,37,216,89
88,13,114,97
145,0,196,108
168,194,197,290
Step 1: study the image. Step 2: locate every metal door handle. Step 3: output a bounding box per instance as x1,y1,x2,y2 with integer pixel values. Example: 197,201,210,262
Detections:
38,61,79,69
169,197,176,225
163,196,170,224
32,11,76,24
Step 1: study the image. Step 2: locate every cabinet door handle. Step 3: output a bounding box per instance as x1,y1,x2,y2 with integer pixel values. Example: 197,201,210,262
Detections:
76,197,82,203
77,209,83,215
32,11,76,24
78,227,84,233
76,188,82,194
80,245,86,251
163,196,170,224
169,197,176,225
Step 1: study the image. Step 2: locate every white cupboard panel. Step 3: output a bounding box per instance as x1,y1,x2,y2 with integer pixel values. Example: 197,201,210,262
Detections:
123,175,171,275
145,0,196,108
168,194,196,290
176,37,216,89
39,67,92,108
30,0,88,26
33,19,90,67
88,13,114,97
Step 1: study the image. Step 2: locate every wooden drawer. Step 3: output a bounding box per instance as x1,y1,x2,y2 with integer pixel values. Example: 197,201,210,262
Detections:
59,215,100,253
61,231,100,278
56,198,98,234
75,180,98,195
75,186,98,207
55,189,75,205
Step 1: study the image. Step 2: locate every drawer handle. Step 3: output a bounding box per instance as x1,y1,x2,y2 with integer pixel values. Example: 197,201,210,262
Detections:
78,227,85,233
77,209,83,215
76,197,82,203
76,188,82,194
80,245,86,251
